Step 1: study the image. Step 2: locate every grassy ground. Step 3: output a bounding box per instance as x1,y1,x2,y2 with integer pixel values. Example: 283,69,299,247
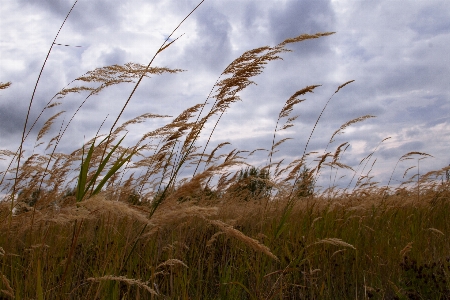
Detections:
0,186,449,299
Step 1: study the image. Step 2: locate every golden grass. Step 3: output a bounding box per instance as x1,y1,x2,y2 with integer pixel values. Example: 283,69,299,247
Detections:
0,2,449,298
207,218,279,262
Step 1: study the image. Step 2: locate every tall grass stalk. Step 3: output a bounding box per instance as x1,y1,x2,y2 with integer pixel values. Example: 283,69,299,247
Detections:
9,0,79,229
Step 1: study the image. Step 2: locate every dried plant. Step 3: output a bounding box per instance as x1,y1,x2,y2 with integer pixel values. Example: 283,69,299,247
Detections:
0,2,448,299
87,275,158,295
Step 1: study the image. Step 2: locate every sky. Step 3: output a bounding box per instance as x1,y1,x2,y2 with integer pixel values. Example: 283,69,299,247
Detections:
1,0,450,190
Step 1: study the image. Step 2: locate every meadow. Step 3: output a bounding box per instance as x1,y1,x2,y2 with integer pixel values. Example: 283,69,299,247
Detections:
0,2,449,299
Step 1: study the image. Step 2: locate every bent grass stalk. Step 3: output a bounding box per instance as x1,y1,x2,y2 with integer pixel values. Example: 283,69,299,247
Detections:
76,135,139,202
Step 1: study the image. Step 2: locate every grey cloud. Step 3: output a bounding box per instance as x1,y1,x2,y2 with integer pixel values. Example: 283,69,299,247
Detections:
242,2,264,29
399,141,426,156
19,0,122,33
102,47,128,66
0,92,54,148
0,100,28,139
18,0,72,17
409,3,450,37
182,4,232,72
407,97,449,125
269,0,335,49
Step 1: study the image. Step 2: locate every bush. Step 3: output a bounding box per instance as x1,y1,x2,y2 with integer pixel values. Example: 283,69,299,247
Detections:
227,166,272,201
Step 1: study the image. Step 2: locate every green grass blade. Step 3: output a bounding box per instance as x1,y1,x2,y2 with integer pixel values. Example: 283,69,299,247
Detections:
83,135,125,196
92,148,137,195
76,140,97,202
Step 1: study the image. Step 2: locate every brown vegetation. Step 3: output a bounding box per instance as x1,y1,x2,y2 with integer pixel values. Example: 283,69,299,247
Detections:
0,1,449,299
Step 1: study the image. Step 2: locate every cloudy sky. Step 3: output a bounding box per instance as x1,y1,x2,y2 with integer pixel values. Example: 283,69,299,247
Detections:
1,0,450,190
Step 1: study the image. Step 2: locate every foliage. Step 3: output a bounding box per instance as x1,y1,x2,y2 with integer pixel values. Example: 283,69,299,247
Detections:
76,135,138,202
227,166,272,201
17,188,42,207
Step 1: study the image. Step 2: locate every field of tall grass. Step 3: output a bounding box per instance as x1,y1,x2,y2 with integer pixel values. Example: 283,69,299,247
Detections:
1,2,449,299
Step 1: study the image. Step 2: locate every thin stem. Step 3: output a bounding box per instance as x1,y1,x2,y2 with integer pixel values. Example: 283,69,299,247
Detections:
9,0,78,229
108,0,205,135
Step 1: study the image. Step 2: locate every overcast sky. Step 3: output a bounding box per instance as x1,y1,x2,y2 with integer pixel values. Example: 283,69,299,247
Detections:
1,0,450,190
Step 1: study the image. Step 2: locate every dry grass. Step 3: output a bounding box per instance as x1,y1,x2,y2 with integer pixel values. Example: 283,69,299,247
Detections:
0,2,449,299
87,275,158,296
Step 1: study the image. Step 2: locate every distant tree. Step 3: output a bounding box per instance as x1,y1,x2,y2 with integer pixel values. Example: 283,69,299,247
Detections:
227,166,272,201
126,189,142,205
18,188,42,207
63,187,76,198
179,184,219,202
446,164,450,182
58,187,77,207
152,182,218,204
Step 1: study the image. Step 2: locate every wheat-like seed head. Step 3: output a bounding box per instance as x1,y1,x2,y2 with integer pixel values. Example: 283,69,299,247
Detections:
0,272,14,299
329,115,376,145
156,258,188,269
87,275,158,295
36,111,66,142
399,241,413,257
312,238,356,250
426,227,445,236
0,82,12,90
207,218,279,261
